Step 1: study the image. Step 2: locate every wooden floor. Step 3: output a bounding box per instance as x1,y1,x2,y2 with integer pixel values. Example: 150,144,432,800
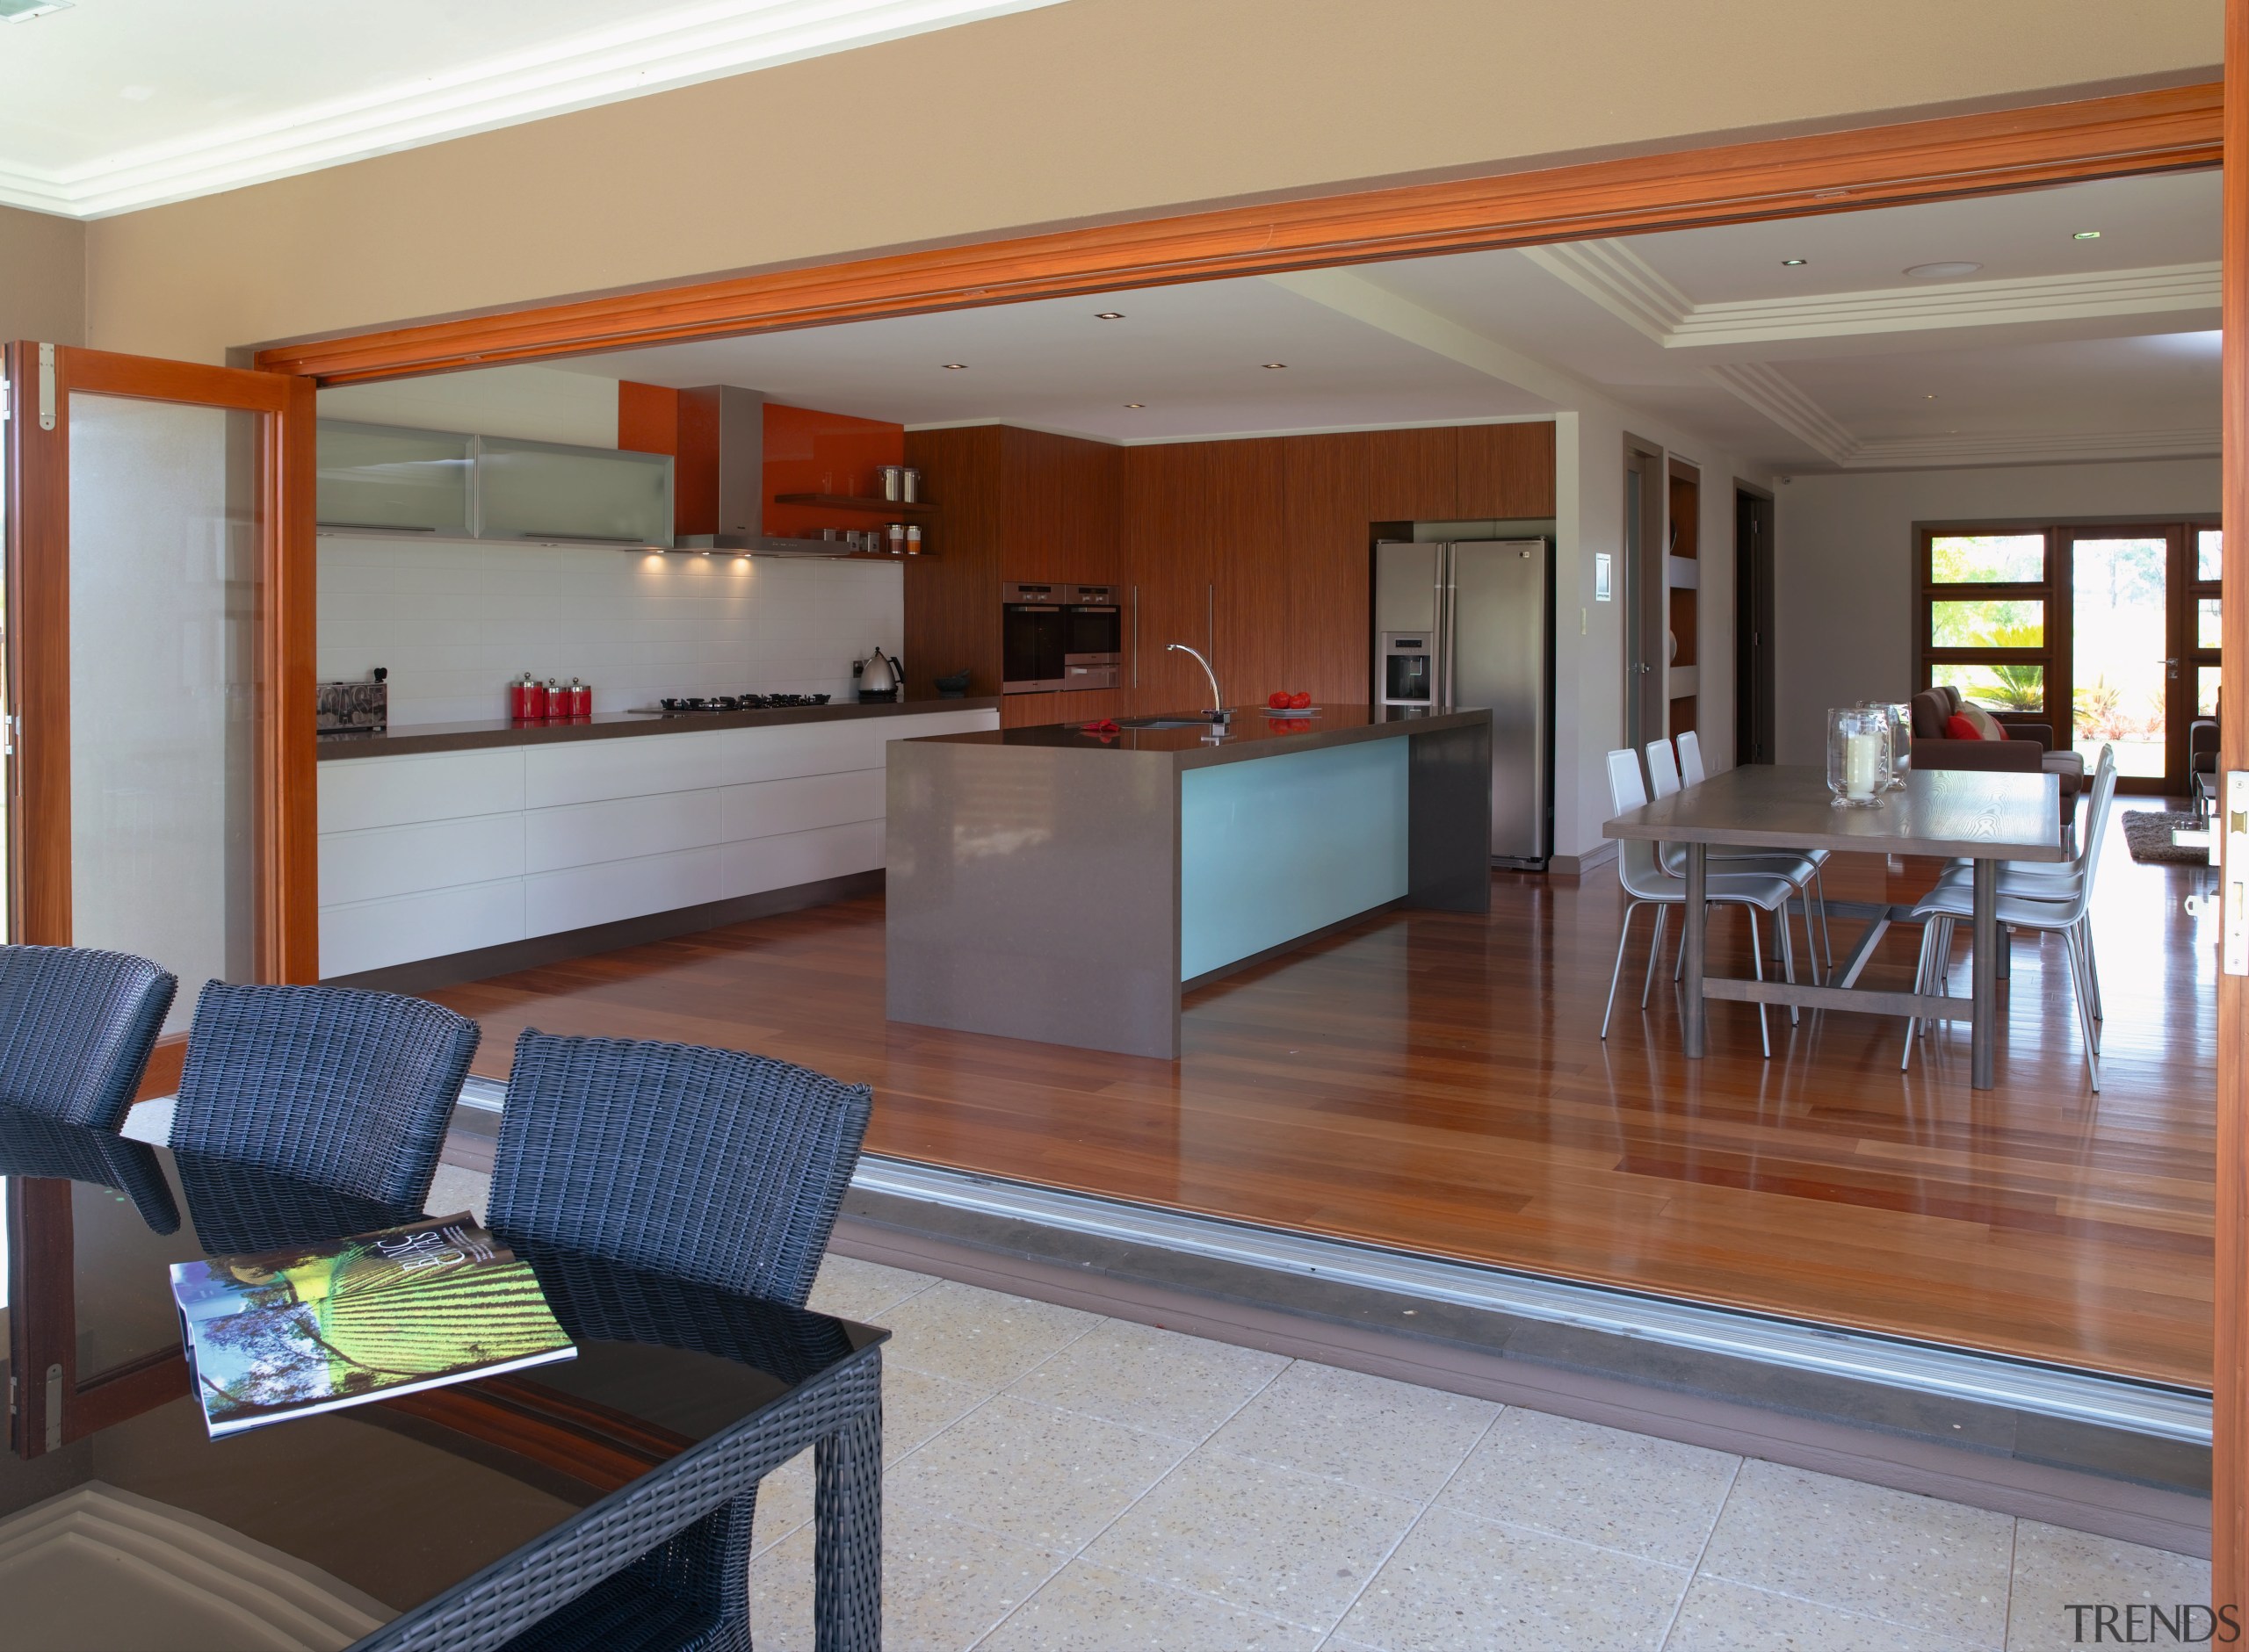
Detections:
429,809,2217,1389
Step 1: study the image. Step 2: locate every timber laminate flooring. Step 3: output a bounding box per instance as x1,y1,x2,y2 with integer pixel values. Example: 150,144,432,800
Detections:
430,818,2216,1389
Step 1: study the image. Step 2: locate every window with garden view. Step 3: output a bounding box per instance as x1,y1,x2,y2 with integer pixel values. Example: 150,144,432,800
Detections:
1918,522,2220,790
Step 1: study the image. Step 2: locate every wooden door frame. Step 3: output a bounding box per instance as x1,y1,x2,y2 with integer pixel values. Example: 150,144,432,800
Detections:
3,343,319,985
2218,0,2247,1615
250,83,2219,386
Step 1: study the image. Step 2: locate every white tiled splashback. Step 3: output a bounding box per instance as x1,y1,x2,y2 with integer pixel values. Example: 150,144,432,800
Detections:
316,537,906,727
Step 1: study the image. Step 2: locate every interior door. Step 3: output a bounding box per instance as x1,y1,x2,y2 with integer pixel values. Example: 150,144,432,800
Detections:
4,343,320,1011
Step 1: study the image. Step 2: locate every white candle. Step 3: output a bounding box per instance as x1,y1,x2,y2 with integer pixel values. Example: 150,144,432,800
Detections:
1844,730,1879,800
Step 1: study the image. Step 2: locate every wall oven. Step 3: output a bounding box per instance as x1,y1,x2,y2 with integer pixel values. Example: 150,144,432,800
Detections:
1002,582,1066,692
1061,584,1120,691
1004,583,1122,693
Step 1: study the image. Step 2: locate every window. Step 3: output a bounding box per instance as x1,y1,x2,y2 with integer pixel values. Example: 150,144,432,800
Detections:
1920,531,2051,718
2193,529,2221,718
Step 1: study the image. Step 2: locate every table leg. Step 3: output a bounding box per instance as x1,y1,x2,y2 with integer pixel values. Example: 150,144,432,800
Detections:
1971,858,1998,1091
814,1358,884,1652
1682,843,1707,1059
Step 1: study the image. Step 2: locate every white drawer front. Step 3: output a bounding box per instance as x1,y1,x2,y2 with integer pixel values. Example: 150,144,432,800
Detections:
720,819,885,897
320,878,525,978
525,846,727,938
320,813,525,907
524,729,738,810
720,768,885,843
318,748,526,833
524,790,728,874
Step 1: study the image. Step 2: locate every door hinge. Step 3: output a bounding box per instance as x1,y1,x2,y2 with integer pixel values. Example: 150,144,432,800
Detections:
37,342,55,431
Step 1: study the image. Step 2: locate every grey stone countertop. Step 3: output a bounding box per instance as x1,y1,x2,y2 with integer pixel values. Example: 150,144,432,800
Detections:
315,696,1003,761
905,703,1491,770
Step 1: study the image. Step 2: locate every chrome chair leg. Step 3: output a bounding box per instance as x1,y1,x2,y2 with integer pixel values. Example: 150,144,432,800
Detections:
2067,923,2101,1092
2082,915,2103,1021
1902,917,1937,1071
1644,905,1671,1009
1602,901,1644,1040
1746,907,1771,1060
1776,903,1799,1027
1812,867,1834,970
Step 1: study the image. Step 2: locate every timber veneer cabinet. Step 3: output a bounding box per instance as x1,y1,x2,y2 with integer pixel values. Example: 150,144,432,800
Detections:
904,421,1557,719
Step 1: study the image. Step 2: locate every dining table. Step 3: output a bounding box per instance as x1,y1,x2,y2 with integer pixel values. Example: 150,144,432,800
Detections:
0,1102,885,1650
1603,763,2065,1089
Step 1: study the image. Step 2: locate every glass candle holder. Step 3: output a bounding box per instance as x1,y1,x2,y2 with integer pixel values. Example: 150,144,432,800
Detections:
1827,706,1890,807
1861,700,1910,789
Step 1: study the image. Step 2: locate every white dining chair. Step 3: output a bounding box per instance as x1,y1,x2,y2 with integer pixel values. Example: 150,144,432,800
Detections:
1603,749,1800,1057
1903,748,2117,1085
1675,730,1835,970
1644,738,1821,995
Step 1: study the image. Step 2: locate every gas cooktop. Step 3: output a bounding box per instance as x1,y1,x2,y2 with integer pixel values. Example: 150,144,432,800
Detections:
650,693,832,715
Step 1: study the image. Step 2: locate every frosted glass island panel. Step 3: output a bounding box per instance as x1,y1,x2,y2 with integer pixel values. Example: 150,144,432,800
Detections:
1179,738,1408,981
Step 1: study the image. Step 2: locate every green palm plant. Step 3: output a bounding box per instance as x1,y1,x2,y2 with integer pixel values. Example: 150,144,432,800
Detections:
1965,624,2045,713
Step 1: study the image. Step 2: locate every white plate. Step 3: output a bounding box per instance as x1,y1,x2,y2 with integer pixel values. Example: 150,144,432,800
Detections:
1261,706,1321,717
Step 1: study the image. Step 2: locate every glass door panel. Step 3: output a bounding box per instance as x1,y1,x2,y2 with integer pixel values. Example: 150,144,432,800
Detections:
2069,536,2169,781
68,396,257,1030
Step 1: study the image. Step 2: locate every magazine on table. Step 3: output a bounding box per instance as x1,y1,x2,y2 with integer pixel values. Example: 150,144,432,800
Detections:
170,1212,575,1439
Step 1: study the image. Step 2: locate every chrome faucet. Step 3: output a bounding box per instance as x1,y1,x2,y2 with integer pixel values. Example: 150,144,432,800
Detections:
1166,644,1229,722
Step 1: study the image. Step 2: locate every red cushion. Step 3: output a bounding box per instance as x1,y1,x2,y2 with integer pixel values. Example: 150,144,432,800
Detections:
1944,714,1986,741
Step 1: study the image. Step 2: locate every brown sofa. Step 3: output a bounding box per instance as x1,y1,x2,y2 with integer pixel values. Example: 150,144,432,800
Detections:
1908,686,2084,822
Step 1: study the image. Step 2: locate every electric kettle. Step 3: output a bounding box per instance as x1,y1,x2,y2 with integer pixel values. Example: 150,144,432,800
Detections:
859,648,900,698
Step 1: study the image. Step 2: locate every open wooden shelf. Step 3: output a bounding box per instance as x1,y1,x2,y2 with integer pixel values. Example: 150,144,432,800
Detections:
774,494,941,516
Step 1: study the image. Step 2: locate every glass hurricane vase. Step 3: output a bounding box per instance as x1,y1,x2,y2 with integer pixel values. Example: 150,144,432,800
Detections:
1827,706,1891,808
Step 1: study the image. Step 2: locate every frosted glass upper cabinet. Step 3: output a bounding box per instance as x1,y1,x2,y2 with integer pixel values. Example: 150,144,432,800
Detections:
316,419,474,536
476,436,673,549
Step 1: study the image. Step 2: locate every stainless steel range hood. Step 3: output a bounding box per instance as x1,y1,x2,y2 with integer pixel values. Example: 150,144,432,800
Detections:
672,384,858,556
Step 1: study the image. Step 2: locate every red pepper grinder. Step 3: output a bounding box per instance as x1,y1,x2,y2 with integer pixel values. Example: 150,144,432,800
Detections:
568,677,591,718
524,677,548,720
509,671,533,720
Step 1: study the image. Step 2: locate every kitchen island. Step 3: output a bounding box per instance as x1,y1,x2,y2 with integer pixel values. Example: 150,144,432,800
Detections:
886,705,1492,1058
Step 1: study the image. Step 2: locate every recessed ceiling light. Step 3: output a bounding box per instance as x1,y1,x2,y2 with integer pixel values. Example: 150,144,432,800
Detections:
1123,402,1146,408
1903,261,1983,279
2073,230,2102,241
1262,363,1288,370
941,363,968,370
1781,258,1808,267
1096,312,1125,320
0,0,73,21
1924,393,1939,400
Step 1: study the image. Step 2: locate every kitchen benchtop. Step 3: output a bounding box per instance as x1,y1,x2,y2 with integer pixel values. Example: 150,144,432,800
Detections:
315,695,1002,760
910,703,1490,770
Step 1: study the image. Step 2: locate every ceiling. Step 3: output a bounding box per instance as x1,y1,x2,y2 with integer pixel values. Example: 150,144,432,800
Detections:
0,0,1068,217
551,170,2221,473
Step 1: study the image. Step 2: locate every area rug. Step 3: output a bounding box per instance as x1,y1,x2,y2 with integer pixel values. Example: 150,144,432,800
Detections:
2122,811,2209,865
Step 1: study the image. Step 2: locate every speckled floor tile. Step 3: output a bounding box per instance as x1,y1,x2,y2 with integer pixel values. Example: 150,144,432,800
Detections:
749,1446,814,1557
749,1493,1066,1652
886,1393,1190,1550
423,1163,488,1224
1009,1318,1287,1440
874,1279,1100,1389
1335,1505,1689,1652
1698,1461,2014,1648
978,1560,1326,1651
1437,1407,1739,1566
806,1253,936,1323
1085,1446,1421,1627
1667,1576,1986,1650
2005,1520,2212,1652
1202,1360,1500,1502
882,1362,988,1465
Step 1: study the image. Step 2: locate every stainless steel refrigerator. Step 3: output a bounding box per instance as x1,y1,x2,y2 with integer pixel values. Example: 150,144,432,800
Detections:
1373,538,1553,868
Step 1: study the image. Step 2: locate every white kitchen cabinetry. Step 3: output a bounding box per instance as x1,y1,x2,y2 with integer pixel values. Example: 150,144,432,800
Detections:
315,708,996,978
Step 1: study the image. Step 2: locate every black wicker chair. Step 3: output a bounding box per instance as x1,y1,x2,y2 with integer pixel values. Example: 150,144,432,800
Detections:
488,1030,872,1307
0,945,177,1129
168,981,480,1208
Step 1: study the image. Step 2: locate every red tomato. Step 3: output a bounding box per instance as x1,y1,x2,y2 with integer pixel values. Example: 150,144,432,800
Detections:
1268,691,1290,709
1290,691,1312,709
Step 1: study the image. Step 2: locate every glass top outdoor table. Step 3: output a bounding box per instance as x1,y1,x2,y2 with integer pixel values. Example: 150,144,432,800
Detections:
1603,764,2064,1089
0,1105,885,1651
